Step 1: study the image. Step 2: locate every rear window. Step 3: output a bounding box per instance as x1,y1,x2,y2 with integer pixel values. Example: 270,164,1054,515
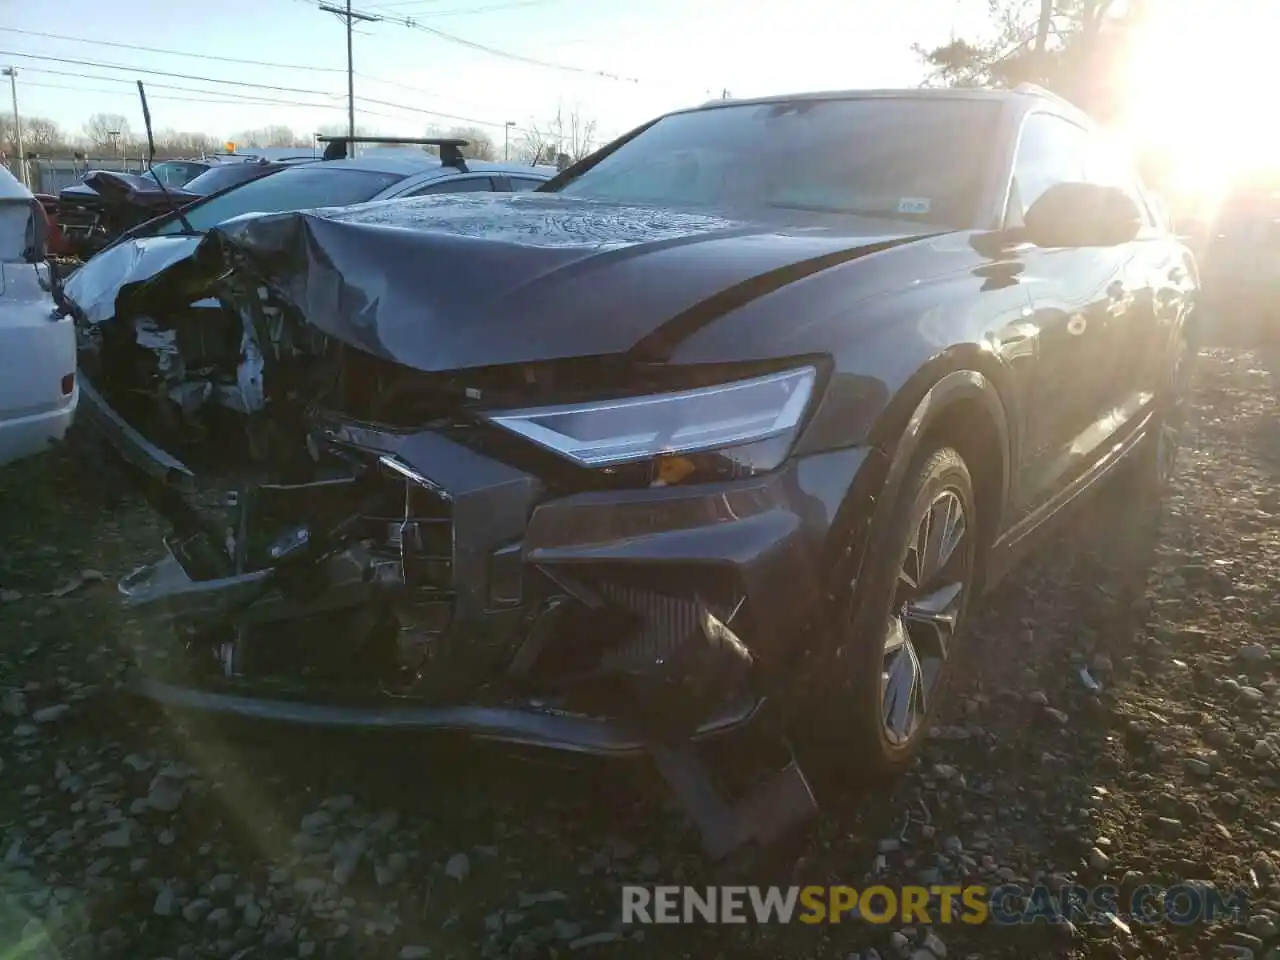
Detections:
154,167,402,235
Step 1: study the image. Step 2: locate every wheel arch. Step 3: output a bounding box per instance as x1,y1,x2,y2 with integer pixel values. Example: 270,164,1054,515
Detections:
861,349,1016,592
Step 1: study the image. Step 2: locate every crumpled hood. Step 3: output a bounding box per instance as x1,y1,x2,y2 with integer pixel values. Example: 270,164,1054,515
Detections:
204,192,938,371
63,234,203,325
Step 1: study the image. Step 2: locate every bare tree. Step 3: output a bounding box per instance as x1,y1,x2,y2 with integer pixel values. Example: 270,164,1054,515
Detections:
152,129,219,157
23,117,64,153
521,105,598,165
233,125,311,149
445,126,495,160
82,113,135,153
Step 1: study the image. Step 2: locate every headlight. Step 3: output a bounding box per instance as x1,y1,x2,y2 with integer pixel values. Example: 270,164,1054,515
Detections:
484,366,816,469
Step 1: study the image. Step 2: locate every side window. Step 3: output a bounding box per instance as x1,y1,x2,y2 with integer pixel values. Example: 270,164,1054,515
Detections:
509,177,545,192
408,176,494,196
1010,112,1089,217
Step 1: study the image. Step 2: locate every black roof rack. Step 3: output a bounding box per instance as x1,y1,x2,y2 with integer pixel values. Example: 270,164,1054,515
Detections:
314,135,470,171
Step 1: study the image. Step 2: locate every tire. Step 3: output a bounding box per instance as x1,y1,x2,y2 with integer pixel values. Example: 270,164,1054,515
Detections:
799,445,979,786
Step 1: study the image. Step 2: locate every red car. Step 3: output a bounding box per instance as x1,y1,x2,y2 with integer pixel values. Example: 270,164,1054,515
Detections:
33,194,73,257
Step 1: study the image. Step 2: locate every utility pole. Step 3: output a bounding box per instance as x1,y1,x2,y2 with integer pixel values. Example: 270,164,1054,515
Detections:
2,67,25,188
504,120,514,161
318,0,379,142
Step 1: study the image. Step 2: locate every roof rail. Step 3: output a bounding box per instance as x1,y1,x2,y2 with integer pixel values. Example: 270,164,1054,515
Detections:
314,135,470,171
1012,82,1074,107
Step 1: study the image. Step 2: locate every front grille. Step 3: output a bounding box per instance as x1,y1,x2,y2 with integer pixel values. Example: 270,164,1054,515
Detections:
365,458,454,594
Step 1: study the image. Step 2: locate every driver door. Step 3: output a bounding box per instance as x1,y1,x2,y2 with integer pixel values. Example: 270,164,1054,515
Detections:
1008,111,1132,518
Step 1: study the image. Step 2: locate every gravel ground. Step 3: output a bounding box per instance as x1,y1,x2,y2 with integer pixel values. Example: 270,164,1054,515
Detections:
0,347,1277,960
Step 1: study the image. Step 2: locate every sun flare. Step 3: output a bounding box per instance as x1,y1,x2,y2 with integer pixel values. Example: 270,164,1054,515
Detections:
1119,0,1280,204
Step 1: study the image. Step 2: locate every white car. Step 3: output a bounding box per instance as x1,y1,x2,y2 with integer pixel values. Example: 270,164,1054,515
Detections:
0,166,77,467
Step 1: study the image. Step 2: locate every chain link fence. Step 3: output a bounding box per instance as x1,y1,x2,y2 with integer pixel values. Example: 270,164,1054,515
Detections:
2,156,150,195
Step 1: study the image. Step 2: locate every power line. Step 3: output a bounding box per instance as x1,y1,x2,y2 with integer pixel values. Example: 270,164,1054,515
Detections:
0,50,335,97
19,77,410,123
18,68,528,132
0,25,500,112
19,65,338,105
391,15,642,82
367,0,554,17
293,0,643,83
0,26,348,73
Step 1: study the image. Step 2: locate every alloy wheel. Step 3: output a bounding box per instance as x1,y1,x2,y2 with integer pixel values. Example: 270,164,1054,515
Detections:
880,488,970,745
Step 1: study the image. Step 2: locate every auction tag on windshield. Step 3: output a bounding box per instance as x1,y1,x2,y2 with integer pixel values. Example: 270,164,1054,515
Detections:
897,197,931,215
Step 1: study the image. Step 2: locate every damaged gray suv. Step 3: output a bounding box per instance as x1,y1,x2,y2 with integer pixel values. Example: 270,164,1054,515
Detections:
62,86,1198,863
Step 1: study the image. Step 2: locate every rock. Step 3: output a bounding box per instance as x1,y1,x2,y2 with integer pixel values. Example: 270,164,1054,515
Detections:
1045,707,1069,725
203,873,234,895
182,898,213,923
1027,691,1049,706
878,838,902,854
242,901,263,928
1091,653,1114,674
375,852,409,887
0,589,22,604
322,795,356,814
569,931,623,950
636,855,660,877
300,810,333,834
923,931,947,957
1,689,26,716
518,890,568,908
206,907,231,929
398,948,431,960
889,931,911,958
1186,758,1215,777
32,704,70,723
154,886,177,916
1256,741,1277,761
295,877,326,896
1155,817,1184,837
1241,644,1270,663
99,822,134,849
1247,915,1278,938
553,919,583,941
1241,687,1266,704
123,754,152,772
444,852,470,882
1089,847,1111,871
12,724,36,738
147,776,185,814
298,941,316,958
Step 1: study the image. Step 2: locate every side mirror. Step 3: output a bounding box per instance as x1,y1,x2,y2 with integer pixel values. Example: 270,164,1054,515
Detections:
1023,181,1143,248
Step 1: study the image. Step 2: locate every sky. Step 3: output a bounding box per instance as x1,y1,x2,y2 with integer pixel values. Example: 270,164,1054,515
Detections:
0,0,993,150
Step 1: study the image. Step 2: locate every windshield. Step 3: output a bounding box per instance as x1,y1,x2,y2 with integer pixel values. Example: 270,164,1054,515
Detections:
181,163,281,197
144,161,208,188
555,97,1000,228
153,166,402,234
